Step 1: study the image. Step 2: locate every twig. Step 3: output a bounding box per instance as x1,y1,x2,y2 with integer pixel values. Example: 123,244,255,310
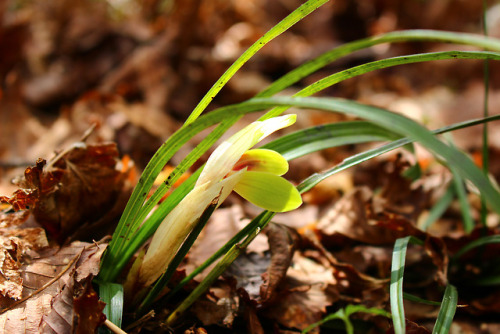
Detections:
105,319,128,334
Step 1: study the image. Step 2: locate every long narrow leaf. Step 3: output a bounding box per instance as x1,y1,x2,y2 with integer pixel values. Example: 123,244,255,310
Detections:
297,114,500,194
453,235,500,259
422,184,455,231
450,167,475,233
183,0,330,126
390,237,410,334
261,51,500,120
99,283,124,330
403,292,443,306
263,121,401,160
250,97,500,215
258,30,500,98
432,285,458,334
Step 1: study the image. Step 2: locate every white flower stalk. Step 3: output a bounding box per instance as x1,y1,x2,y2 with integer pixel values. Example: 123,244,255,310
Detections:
137,114,302,287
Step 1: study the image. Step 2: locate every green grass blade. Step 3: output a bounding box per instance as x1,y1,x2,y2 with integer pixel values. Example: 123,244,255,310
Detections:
296,114,500,194
450,167,475,233
481,0,491,228
422,184,455,231
261,50,500,120
297,51,500,98
453,235,500,259
257,30,500,98
99,282,124,329
183,0,330,126
250,97,500,215
432,285,458,334
390,237,410,334
302,305,390,334
262,121,402,160
403,292,443,306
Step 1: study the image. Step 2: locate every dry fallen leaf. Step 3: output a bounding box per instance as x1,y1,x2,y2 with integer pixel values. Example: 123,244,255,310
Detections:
0,240,106,333
1,142,131,243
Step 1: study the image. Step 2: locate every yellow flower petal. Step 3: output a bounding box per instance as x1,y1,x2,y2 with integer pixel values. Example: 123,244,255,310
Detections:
233,171,302,212
233,149,289,176
196,114,296,186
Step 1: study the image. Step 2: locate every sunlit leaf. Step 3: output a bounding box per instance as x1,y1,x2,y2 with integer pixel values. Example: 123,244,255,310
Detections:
432,285,458,334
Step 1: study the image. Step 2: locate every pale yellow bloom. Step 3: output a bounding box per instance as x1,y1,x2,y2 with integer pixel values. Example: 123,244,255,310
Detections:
137,115,302,287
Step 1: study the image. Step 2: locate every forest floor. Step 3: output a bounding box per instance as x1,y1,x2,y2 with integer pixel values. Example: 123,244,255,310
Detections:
1,1,500,333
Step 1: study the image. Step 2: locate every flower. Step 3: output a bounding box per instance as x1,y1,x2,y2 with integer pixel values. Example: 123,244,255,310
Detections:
136,115,302,287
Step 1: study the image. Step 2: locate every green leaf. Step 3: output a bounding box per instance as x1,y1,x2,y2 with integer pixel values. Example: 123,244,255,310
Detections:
432,285,458,334
260,50,500,120
99,282,123,329
234,171,302,212
235,149,289,175
295,114,500,194
403,292,444,306
453,234,500,259
450,166,475,233
183,0,330,126
390,236,424,334
390,237,410,334
258,30,500,99
422,184,455,231
302,304,390,334
263,121,402,160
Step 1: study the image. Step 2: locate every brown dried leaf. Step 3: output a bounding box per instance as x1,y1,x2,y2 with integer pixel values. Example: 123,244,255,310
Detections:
190,280,239,328
262,253,338,333
0,211,48,301
0,241,106,333
260,223,299,304
1,142,130,243
317,187,426,246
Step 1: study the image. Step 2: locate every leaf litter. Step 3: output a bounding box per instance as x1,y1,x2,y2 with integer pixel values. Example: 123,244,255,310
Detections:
2,0,500,333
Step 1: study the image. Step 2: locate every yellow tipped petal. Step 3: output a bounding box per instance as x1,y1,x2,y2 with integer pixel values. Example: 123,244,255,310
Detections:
233,171,302,212
234,149,289,176
196,115,296,186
